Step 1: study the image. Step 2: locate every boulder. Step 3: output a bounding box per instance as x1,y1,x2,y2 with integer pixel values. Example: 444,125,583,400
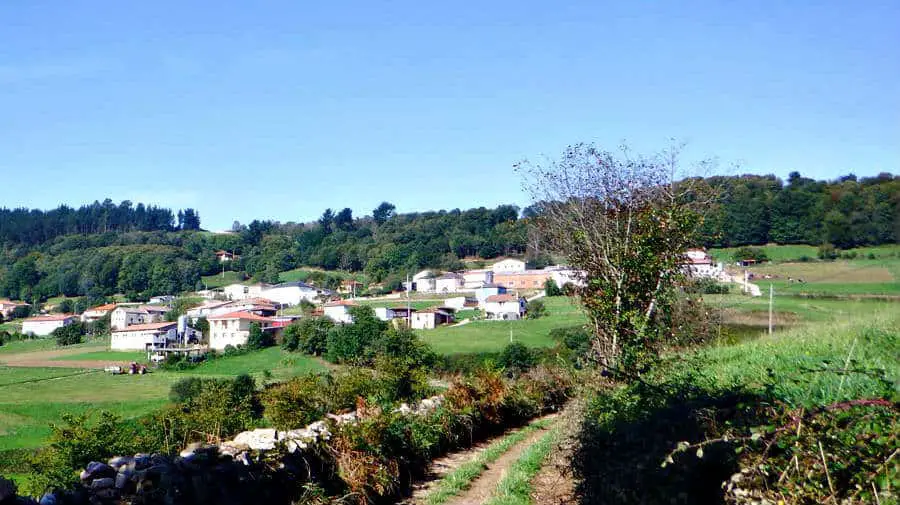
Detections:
90,478,115,490
0,477,16,503
232,429,278,451
80,462,115,481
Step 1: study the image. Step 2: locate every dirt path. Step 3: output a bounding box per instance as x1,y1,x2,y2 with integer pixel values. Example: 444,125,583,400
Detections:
405,414,557,505
0,347,121,369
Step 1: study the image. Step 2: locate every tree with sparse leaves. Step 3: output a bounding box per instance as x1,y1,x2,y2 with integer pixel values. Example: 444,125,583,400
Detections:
518,143,713,375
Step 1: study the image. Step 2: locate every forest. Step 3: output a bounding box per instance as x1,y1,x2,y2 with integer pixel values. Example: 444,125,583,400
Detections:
0,171,897,303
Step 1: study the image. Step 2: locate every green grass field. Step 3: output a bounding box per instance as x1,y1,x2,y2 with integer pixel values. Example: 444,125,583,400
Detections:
419,297,586,354
0,338,105,356
200,270,246,289
710,243,900,264
185,347,327,379
51,351,148,362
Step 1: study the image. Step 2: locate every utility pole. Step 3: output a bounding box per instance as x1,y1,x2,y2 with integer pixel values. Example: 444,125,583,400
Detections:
768,284,774,336
406,273,411,329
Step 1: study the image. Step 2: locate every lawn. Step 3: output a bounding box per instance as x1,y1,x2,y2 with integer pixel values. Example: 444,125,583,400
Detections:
185,347,327,379
0,338,105,356
51,351,148,363
741,259,900,296
419,296,586,354
710,243,900,264
200,270,246,289
706,293,898,325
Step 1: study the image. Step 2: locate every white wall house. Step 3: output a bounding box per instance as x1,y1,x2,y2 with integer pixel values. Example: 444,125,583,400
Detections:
185,300,231,320
682,249,724,279
483,294,526,320
442,296,469,310
545,266,586,289
22,315,76,336
80,303,116,323
462,270,494,289
410,309,454,330
110,306,165,331
374,307,397,321
491,259,526,274
262,282,319,306
0,299,29,318
223,283,270,301
208,311,275,350
474,284,507,304
110,322,178,351
323,300,356,324
435,273,464,293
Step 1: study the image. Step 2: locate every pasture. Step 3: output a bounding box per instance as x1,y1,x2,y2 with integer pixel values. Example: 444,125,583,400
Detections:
418,296,586,354
200,270,246,289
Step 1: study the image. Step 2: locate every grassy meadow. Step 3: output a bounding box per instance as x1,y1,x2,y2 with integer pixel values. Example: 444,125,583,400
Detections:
200,270,246,289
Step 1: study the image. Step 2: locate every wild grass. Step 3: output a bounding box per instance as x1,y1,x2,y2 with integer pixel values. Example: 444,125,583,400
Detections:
200,270,245,289
176,346,327,379
485,427,559,505
710,244,900,264
426,418,552,505
0,339,105,356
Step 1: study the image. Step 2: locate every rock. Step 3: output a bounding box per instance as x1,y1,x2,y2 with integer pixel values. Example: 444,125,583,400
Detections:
0,477,17,503
81,462,115,481
179,442,202,458
107,456,133,469
90,478,115,490
232,429,279,451
394,403,412,415
114,473,131,490
37,494,57,505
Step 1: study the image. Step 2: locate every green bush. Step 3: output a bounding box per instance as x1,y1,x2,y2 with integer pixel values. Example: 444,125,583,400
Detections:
282,316,333,354
498,342,537,377
52,322,84,346
732,246,768,263
525,299,547,319
246,322,275,350
544,278,563,296
818,242,838,260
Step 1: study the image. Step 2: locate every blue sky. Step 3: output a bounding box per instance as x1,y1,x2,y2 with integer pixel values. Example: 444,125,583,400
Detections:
1,1,897,231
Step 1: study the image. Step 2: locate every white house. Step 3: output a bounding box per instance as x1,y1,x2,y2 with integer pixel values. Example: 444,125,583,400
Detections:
323,300,357,324
22,315,76,336
435,273,464,293
208,311,275,350
491,259,526,274
222,283,271,301
110,322,178,351
0,299,29,319
544,266,586,289
262,282,319,306
483,294,526,320
185,300,232,320
462,270,494,289
110,306,165,331
374,307,398,321
80,303,116,323
682,249,724,279
410,308,454,330
474,284,507,304
442,296,471,311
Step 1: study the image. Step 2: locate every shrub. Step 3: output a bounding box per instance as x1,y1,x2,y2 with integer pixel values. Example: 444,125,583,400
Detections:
544,278,563,296
262,374,331,429
52,322,85,346
10,305,32,319
732,246,768,263
818,242,838,260
282,317,333,354
525,299,547,319
498,342,537,377
246,322,275,350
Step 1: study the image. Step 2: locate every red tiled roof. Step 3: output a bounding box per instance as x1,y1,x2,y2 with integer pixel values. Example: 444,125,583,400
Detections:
25,314,76,322
208,311,275,322
87,303,117,312
0,299,29,307
112,322,177,332
325,299,357,307
485,294,520,303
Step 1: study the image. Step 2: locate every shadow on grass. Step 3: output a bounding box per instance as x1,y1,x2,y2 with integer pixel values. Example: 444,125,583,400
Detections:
574,381,769,505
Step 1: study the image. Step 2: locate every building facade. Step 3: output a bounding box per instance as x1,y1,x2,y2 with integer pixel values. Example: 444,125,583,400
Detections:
22,315,76,336
208,311,275,350
110,322,178,351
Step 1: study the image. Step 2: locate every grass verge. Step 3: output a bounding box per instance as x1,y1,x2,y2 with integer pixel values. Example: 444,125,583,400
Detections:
425,418,552,505
486,427,559,505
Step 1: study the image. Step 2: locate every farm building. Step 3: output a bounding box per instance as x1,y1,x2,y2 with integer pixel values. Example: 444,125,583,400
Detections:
462,270,494,289
410,308,455,330
263,281,319,306
323,300,357,324
493,271,553,290
435,273,465,293
80,303,116,323
474,284,507,303
223,283,271,301
0,299,29,318
110,306,166,330
491,259,526,274
22,314,76,336
208,311,276,350
483,294,526,320
681,249,725,279
110,322,178,351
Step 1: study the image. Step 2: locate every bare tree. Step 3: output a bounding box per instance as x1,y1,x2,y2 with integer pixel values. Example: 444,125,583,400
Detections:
517,143,714,374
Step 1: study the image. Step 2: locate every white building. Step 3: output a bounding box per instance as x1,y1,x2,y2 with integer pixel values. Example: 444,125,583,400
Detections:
483,294,526,320
22,315,76,336
185,300,231,320
222,283,271,301
374,307,397,321
462,270,494,289
442,296,471,310
544,266,586,289
80,303,116,323
110,306,166,331
262,282,319,306
435,273,464,293
474,284,507,304
323,300,357,324
682,249,724,279
110,322,178,351
208,311,275,350
410,308,454,330
0,299,29,319
491,259,526,274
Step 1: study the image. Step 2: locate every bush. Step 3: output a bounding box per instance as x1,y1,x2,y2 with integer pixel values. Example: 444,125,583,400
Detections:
549,326,592,358
52,322,84,346
685,278,729,295
818,242,838,260
246,322,275,350
10,305,32,319
544,278,563,296
525,299,547,319
282,317,333,355
732,246,768,263
498,342,537,377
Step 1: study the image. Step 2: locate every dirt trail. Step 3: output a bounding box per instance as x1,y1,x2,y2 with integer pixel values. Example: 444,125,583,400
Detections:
0,347,122,369
405,414,557,505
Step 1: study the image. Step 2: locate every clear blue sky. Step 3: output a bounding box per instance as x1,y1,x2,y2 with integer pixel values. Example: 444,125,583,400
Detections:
1,1,897,230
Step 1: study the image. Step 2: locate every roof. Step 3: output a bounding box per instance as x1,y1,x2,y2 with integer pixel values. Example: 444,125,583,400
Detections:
493,259,526,265
492,271,553,277
24,314,75,322
112,321,177,332
208,311,275,322
478,283,502,289
87,303,117,312
686,257,712,265
437,272,464,280
0,299,29,306
325,299,358,307
485,294,520,303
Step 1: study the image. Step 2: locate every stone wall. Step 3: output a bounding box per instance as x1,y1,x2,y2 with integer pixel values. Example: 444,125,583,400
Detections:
1,396,444,505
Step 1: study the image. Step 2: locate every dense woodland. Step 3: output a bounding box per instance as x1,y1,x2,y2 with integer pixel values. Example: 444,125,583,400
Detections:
0,172,897,303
